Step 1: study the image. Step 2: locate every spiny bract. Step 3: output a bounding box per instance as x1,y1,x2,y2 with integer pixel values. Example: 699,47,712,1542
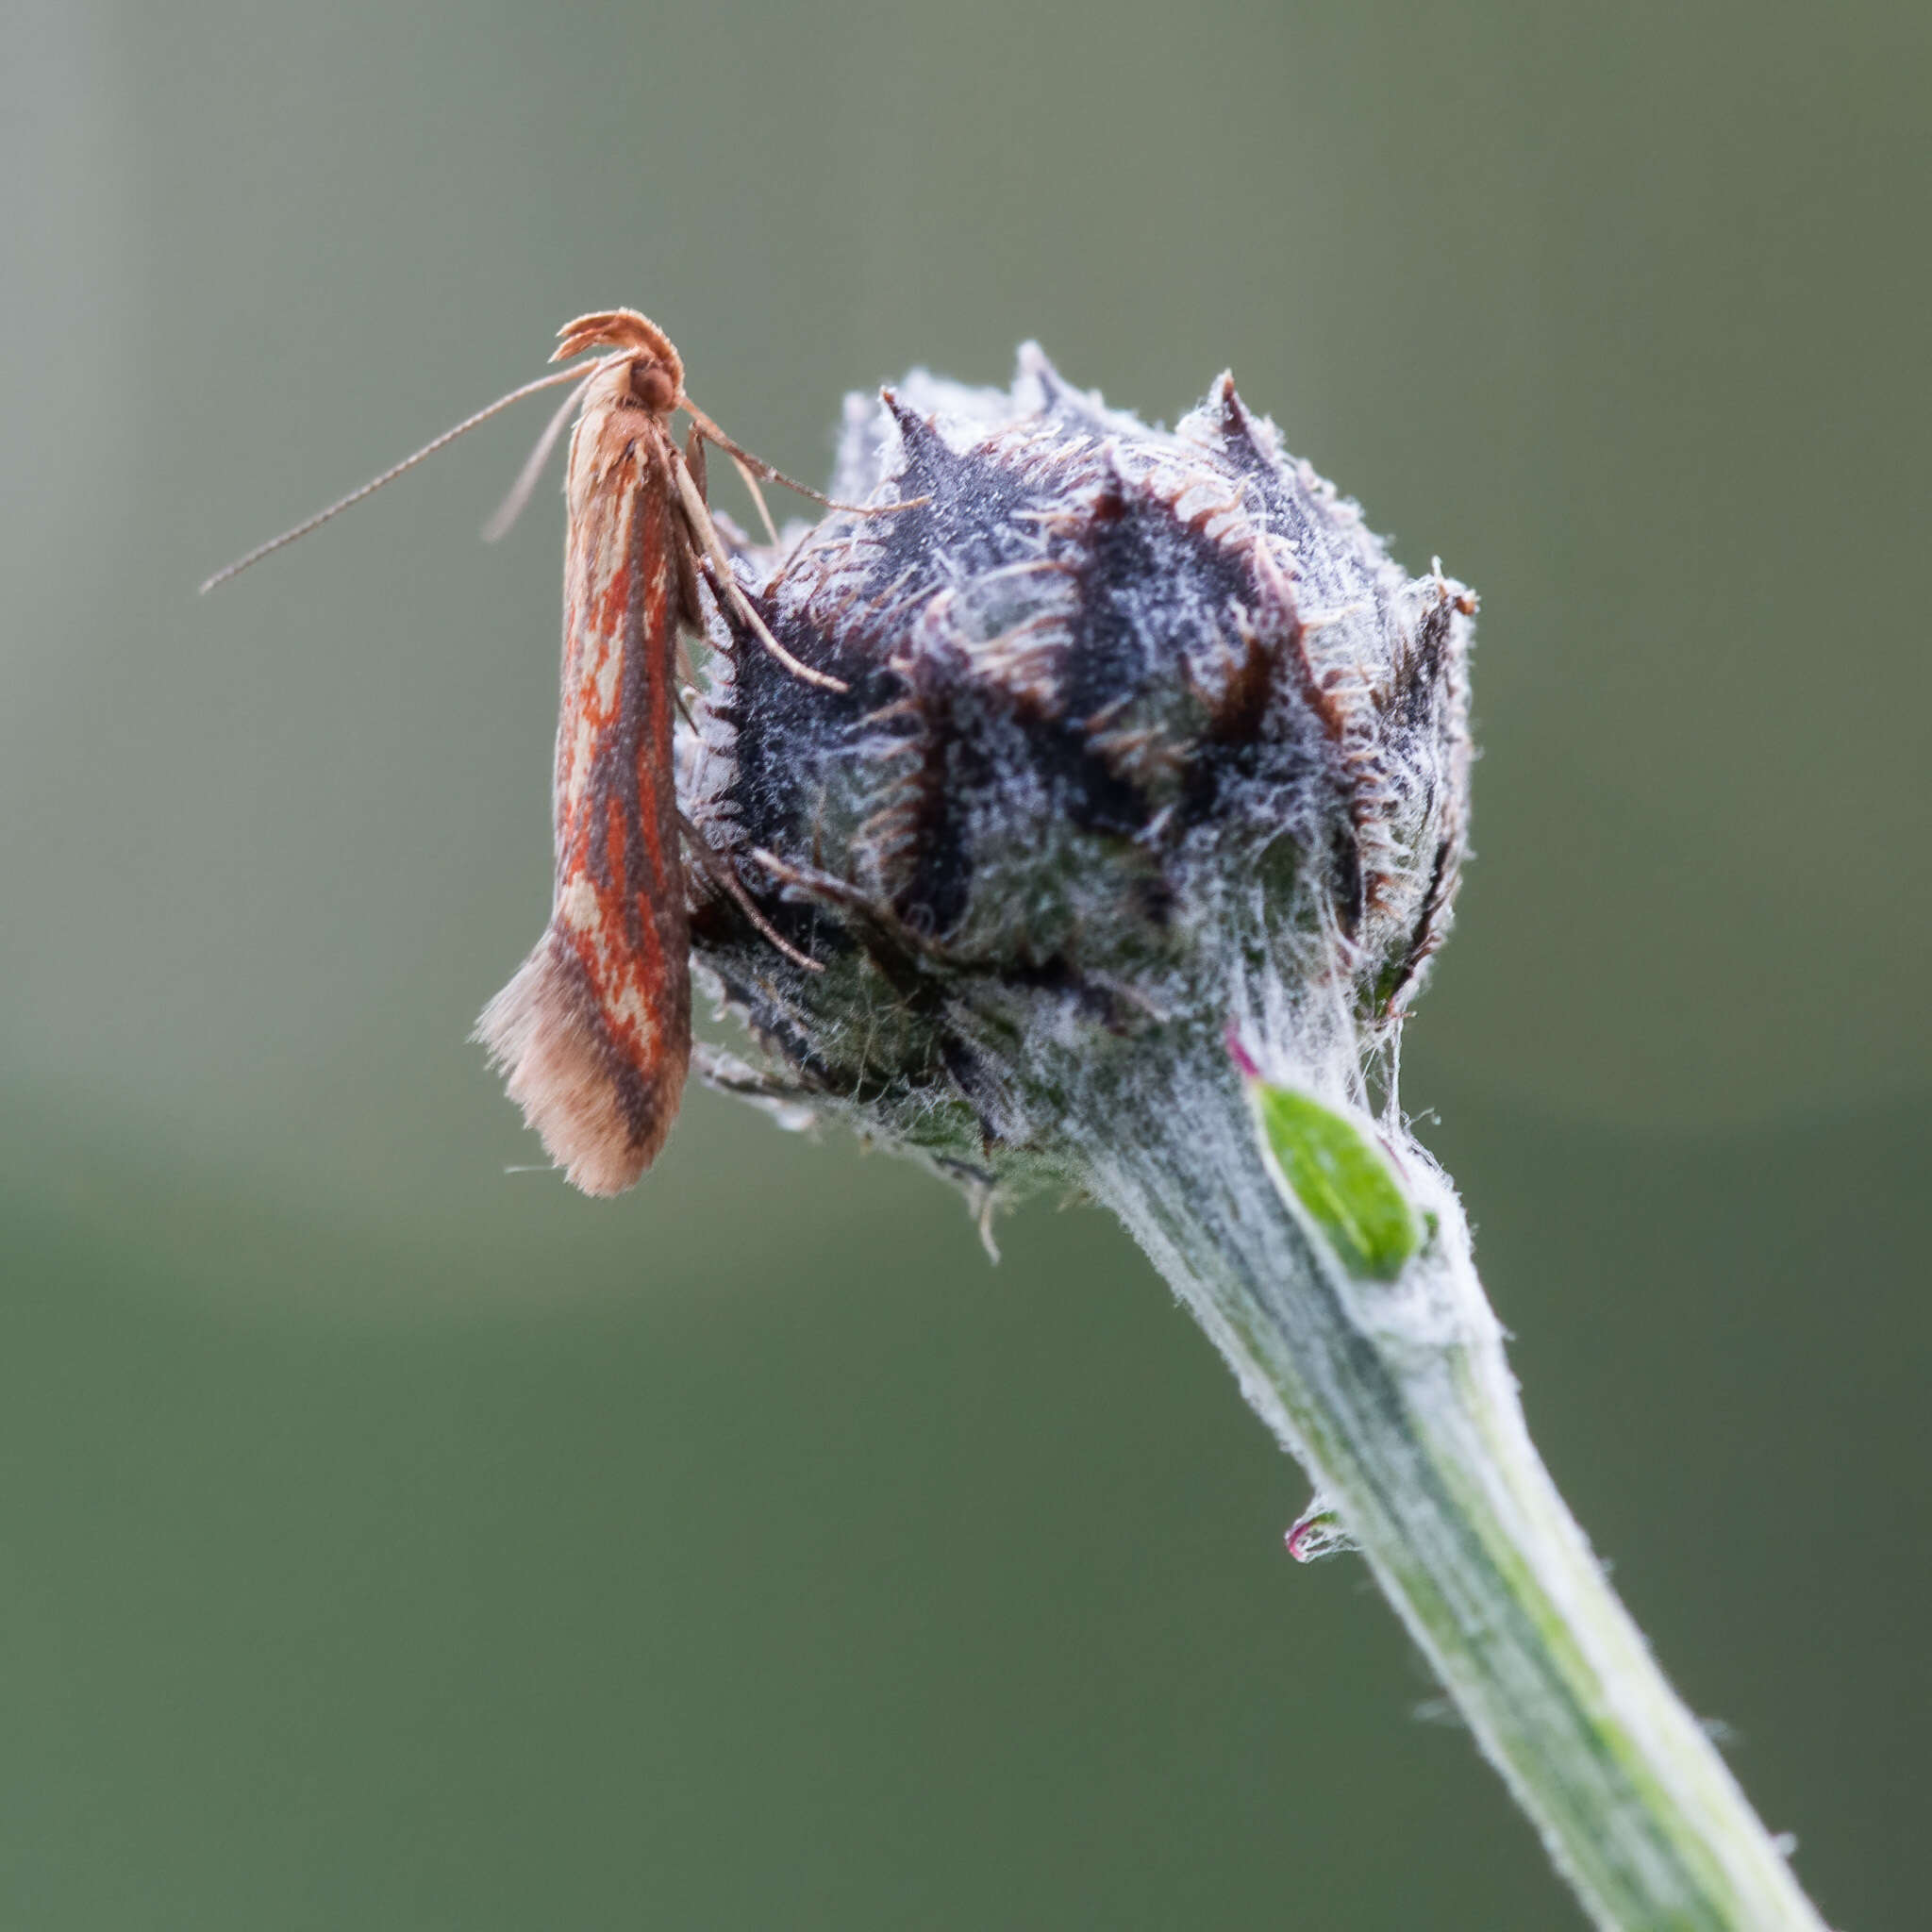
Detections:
681,346,1474,1205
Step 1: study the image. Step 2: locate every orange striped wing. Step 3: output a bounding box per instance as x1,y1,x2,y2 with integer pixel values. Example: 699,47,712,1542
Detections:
475,361,691,1194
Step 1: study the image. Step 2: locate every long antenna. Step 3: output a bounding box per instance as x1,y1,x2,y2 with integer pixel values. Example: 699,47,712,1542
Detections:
198,361,600,593
481,369,596,544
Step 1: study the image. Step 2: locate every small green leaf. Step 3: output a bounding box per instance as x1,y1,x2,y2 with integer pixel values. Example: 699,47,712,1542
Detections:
1250,1082,1422,1281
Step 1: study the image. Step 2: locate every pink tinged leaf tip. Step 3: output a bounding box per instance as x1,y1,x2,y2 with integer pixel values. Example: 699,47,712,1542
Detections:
1285,1493,1358,1564
1224,1024,1261,1082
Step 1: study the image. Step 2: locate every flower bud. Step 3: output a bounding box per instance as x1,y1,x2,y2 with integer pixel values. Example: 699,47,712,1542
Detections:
682,347,1474,1206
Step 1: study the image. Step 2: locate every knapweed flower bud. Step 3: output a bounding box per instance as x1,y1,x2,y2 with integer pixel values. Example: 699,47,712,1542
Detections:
675,355,1836,1932
682,347,1474,1206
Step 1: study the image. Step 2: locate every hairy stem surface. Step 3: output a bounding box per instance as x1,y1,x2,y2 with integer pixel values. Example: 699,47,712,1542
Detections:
1084,1049,1829,1932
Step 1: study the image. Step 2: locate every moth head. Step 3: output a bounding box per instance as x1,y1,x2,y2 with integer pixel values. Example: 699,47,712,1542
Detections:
551,308,686,413
625,354,681,415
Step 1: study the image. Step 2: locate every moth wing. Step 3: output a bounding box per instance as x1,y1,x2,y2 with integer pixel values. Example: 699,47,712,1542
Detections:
476,403,691,1195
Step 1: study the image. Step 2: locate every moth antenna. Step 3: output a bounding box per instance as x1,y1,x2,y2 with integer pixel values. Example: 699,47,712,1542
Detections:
681,401,927,517
482,368,599,543
199,362,597,593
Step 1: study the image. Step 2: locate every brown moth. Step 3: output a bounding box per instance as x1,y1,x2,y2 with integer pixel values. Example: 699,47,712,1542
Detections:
471,313,701,1193
205,308,870,1195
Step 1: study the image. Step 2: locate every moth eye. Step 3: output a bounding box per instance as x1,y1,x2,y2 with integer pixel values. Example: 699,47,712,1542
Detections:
630,359,678,412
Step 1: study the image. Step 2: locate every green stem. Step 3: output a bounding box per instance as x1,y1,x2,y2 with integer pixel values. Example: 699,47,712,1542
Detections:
1084,1053,1830,1932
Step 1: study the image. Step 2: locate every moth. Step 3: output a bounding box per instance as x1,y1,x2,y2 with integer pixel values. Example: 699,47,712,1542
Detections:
205,308,865,1195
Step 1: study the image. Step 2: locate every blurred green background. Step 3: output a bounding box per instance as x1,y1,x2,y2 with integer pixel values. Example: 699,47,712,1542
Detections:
5,0,1927,1925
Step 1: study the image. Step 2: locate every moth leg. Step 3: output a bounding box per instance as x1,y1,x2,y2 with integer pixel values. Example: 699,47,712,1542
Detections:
745,847,950,962
729,453,780,546
678,812,824,974
746,848,1001,988
637,425,700,639
673,527,708,636
667,448,850,693
682,402,927,517
684,416,778,547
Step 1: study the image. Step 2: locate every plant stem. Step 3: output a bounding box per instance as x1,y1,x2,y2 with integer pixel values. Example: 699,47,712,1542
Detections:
1084,1052,1830,1932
